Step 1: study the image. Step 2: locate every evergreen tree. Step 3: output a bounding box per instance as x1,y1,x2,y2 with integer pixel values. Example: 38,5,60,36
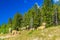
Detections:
8,18,12,27
1,24,8,33
53,2,59,25
23,8,38,29
58,6,60,25
33,3,42,26
13,12,22,30
42,0,53,27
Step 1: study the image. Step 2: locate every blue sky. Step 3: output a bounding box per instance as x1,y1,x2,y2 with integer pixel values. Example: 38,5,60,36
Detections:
0,0,43,25
53,0,59,3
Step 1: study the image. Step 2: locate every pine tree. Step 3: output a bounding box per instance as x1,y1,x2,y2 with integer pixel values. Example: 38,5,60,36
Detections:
13,12,22,30
8,18,12,27
58,6,60,25
42,0,53,27
33,3,42,26
23,8,39,29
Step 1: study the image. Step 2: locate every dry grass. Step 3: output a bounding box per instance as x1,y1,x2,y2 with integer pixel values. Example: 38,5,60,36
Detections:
1,26,60,40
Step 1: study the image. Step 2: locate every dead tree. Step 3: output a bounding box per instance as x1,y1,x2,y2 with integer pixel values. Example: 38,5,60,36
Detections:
53,7,58,25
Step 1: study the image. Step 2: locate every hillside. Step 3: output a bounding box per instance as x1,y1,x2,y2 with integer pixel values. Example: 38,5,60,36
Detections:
1,26,60,40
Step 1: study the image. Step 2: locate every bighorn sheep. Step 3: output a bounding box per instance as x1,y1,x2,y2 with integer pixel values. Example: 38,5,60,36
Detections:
12,30,18,35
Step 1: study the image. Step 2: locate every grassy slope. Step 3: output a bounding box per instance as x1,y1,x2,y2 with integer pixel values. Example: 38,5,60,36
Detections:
4,26,60,40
